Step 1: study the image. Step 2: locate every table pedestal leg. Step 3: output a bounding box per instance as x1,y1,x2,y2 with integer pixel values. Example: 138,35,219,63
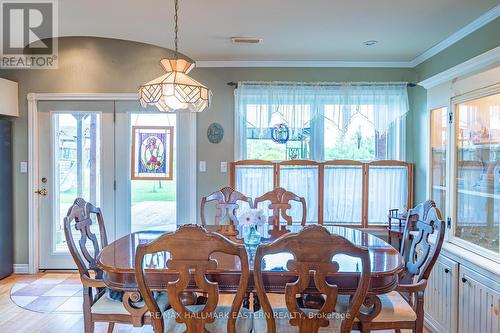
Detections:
253,293,260,311
243,293,250,309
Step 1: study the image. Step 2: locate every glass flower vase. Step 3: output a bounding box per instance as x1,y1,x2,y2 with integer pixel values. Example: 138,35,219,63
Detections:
243,225,261,247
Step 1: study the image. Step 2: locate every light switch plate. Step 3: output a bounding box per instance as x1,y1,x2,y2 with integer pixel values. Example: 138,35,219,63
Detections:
220,161,227,173
20,161,28,173
199,160,206,172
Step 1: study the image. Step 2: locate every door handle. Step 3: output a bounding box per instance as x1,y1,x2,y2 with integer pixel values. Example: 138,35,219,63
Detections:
35,188,48,196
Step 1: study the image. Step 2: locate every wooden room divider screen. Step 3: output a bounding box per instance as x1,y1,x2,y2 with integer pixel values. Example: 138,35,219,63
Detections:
230,160,413,228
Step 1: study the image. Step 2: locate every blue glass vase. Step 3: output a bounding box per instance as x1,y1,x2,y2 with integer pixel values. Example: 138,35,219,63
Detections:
243,225,261,247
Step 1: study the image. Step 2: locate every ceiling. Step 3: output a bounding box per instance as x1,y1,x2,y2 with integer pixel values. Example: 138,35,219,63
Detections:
56,0,498,63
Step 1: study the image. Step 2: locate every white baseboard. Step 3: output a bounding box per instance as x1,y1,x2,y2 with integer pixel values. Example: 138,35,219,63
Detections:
13,264,30,274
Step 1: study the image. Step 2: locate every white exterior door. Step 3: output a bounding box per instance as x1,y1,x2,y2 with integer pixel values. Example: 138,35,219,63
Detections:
38,101,115,269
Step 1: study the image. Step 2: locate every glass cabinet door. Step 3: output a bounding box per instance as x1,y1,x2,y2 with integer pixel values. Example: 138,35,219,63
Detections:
454,92,500,255
430,107,448,216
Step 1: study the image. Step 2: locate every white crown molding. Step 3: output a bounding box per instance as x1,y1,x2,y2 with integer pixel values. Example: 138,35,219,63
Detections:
196,60,414,68
410,4,500,67
418,45,500,89
196,5,499,69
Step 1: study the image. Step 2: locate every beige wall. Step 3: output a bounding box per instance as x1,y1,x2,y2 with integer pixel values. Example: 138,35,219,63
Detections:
0,37,418,265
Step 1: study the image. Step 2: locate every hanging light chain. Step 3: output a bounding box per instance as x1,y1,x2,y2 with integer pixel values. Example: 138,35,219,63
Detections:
174,0,179,59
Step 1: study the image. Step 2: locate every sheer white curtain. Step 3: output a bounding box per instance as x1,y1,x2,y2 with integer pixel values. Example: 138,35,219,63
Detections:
279,165,319,223
324,166,363,224
368,166,408,224
235,81,409,161
234,165,274,201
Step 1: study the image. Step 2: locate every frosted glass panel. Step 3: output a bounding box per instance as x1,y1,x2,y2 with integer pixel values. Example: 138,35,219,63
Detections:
324,165,363,224
368,166,408,224
279,165,318,223
235,165,274,200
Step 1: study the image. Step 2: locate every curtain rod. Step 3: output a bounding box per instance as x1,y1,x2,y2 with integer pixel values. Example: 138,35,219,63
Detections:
227,82,417,88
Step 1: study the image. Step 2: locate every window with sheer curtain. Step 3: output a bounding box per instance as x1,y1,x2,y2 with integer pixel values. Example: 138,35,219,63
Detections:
234,82,410,225
235,81,408,161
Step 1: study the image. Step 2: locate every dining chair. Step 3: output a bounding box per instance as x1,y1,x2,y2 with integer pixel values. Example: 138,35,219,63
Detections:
354,200,446,333
253,224,371,333
64,198,169,333
200,186,253,226
134,224,253,333
254,187,307,226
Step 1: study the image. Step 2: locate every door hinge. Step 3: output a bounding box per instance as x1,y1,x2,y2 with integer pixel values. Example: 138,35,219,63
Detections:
113,180,116,191
448,112,453,124
113,111,116,123
447,217,452,229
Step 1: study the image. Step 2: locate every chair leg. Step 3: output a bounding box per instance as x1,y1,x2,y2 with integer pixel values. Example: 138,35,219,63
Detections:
415,291,425,333
395,329,401,333
83,319,94,333
107,322,115,333
83,290,94,333
83,309,94,333
415,317,424,333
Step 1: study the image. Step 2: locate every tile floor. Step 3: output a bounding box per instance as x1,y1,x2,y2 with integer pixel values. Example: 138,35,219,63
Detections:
10,272,82,313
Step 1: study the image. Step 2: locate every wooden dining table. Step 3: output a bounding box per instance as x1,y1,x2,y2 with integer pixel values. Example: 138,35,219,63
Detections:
97,224,403,320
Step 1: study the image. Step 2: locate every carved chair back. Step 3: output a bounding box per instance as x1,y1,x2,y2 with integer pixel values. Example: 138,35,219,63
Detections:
399,200,446,286
254,225,371,333
200,187,253,225
64,197,108,282
254,187,307,226
135,224,249,333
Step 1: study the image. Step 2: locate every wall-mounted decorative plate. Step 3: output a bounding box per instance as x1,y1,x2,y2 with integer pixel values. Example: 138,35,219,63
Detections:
207,122,224,144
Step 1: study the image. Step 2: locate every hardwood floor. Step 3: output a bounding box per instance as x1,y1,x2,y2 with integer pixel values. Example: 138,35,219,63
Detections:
0,273,152,333
0,273,429,333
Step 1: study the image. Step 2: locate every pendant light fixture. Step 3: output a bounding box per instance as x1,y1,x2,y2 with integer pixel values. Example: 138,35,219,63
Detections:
139,0,211,112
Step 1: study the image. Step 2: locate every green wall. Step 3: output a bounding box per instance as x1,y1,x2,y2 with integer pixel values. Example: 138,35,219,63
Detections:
407,86,428,204
415,17,500,81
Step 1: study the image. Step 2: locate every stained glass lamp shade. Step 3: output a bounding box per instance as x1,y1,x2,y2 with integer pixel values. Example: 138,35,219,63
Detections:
139,59,211,112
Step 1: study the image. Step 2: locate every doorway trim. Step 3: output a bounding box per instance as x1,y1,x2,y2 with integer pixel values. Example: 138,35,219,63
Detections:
27,93,197,273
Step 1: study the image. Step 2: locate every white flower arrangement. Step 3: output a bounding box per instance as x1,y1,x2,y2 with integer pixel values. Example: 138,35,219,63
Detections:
237,208,267,226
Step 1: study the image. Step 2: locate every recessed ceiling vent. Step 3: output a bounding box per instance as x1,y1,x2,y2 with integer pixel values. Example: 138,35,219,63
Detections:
231,37,263,44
